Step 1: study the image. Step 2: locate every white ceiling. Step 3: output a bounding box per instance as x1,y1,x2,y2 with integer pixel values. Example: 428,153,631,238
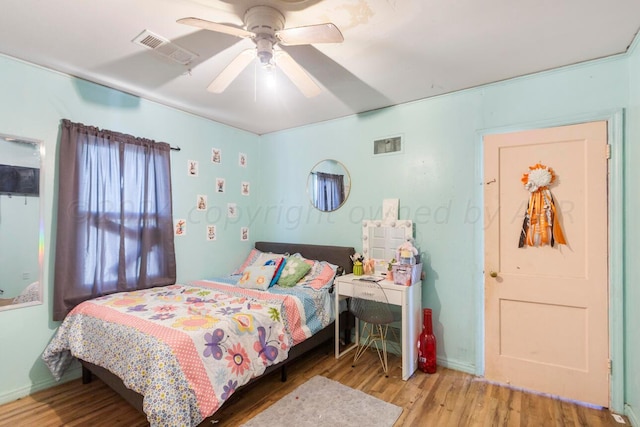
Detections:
1,0,639,135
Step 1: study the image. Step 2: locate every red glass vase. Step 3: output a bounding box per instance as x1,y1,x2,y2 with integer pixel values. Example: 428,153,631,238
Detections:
418,308,437,374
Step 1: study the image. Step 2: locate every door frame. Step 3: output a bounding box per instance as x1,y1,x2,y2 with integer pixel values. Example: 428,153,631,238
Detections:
475,109,624,412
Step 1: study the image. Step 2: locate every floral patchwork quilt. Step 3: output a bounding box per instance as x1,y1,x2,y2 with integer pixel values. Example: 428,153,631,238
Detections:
42,280,322,426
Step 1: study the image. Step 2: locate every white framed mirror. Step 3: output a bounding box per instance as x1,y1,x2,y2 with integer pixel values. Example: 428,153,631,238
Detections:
307,159,351,212
0,133,44,311
362,219,413,276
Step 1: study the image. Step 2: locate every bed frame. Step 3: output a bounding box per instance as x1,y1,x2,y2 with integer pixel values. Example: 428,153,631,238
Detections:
80,241,355,424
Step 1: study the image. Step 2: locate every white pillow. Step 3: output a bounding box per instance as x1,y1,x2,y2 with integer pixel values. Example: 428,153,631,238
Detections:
252,252,286,266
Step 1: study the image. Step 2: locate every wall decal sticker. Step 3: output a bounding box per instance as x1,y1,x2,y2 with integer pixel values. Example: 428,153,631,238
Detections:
227,203,237,218
187,160,199,176
207,225,216,241
211,148,221,164
197,195,207,211
174,219,186,236
216,178,225,193
241,182,250,196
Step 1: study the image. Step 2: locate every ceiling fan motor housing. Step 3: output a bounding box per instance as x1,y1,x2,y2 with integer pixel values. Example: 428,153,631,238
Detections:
244,6,285,65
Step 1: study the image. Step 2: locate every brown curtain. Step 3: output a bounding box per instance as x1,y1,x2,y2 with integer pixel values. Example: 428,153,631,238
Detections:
53,119,176,321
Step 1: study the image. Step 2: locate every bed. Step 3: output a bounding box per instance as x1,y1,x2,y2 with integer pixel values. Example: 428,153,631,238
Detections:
0,281,40,306
42,241,354,426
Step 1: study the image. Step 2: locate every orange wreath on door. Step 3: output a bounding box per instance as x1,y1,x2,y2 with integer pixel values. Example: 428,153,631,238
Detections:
518,163,567,248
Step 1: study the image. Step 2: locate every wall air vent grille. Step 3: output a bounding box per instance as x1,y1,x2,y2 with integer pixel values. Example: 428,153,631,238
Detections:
373,135,403,155
132,30,198,65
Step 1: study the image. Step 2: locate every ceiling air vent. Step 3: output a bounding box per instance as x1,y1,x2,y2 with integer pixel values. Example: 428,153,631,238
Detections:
373,135,403,155
132,30,198,65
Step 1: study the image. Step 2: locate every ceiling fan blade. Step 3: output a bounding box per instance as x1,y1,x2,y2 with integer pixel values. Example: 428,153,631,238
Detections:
276,23,344,46
177,17,255,39
275,50,321,98
207,49,256,93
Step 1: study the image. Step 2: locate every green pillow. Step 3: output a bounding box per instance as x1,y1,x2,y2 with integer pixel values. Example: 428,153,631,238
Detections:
277,256,312,287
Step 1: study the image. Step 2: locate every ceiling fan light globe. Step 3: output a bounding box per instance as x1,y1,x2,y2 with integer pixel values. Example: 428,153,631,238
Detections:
255,38,274,65
258,52,272,65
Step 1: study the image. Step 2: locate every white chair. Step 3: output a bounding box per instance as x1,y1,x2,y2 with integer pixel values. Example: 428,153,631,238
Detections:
349,280,397,377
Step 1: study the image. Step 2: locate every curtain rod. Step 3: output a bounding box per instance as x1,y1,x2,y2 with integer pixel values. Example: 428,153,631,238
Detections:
170,146,181,151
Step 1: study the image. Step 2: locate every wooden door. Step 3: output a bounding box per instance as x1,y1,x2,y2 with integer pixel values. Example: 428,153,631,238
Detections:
483,121,609,406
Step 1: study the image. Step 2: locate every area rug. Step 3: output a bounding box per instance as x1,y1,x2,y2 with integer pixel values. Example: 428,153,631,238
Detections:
240,375,403,427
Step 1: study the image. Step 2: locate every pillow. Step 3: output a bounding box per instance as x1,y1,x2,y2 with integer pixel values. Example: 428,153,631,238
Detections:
296,261,338,290
236,264,278,291
252,252,285,266
232,248,263,275
251,252,287,287
269,257,286,287
276,255,312,288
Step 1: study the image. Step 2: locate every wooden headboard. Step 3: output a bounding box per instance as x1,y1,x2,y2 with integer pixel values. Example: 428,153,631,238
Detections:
254,241,355,275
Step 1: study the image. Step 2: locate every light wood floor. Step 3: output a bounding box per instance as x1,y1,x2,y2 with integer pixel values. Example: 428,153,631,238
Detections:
0,341,626,427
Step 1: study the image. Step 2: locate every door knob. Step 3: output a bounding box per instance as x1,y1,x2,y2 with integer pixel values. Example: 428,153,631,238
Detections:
489,271,498,278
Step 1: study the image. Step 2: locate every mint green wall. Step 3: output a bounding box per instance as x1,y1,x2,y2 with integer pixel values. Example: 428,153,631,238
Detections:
0,55,259,404
1,37,638,422
257,52,635,416
624,38,640,426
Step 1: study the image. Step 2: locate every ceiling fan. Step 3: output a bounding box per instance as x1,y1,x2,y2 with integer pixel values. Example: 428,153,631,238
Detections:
178,5,343,97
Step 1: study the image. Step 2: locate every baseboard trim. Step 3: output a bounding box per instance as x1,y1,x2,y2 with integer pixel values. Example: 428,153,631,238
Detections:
625,403,638,427
436,357,476,375
0,366,81,406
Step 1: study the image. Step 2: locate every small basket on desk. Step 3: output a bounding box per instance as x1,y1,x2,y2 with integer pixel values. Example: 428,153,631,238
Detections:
391,263,422,286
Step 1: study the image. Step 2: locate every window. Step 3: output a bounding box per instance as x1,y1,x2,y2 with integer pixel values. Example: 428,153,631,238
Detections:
53,120,176,320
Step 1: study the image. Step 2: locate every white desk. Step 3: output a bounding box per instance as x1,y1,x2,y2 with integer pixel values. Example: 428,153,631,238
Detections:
334,274,422,381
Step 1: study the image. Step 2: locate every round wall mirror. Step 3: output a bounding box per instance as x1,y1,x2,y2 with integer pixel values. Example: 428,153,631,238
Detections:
307,159,351,212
